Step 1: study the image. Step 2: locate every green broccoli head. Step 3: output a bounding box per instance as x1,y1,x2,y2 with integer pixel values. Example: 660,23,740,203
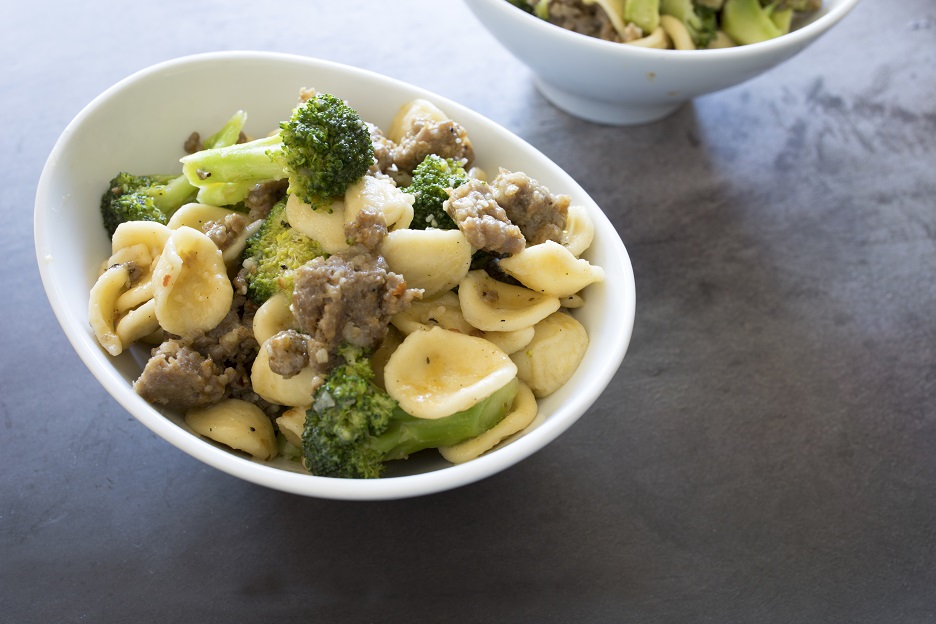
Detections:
100,172,195,238
276,92,375,209
302,343,399,479
302,344,520,479
405,154,470,230
242,200,328,304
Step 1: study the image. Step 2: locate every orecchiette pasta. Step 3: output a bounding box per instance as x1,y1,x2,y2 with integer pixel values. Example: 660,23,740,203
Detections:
345,175,414,231
510,311,589,398
387,98,449,143
152,226,233,338
185,398,278,460
251,336,323,407
89,263,132,356
383,326,518,420
285,193,350,254
380,228,472,297
497,240,604,298
561,204,595,258
252,292,298,346
457,270,561,332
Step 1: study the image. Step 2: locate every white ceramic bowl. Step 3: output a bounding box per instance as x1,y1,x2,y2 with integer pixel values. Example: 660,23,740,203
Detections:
463,0,861,125
35,51,635,500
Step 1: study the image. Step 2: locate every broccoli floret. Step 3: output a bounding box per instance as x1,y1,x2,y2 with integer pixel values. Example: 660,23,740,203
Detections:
302,344,519,479
180,92,375,210
100,172,195,238
623,0,662,34
721,0,794,44
241,200,327,304
404,154,470,230
660,0,719,47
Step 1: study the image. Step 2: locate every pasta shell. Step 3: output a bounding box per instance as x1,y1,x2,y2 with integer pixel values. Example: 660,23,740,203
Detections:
252,292,298,346
497,240,604,298
285,193,350,255
438,380,538,464
383,326,517,420
222,218,263,268
115,298,159,347
185,399,278,460
345,175,415,231
561,204,595,257
275,406,308,449
457,270,560,332
111,220,171,261
510,311,589,398
88,263,131,356
152,226,233,338
250,337,323,407
167,202,239,231
380,229,472,297
391,291,534,355
387,98,449,143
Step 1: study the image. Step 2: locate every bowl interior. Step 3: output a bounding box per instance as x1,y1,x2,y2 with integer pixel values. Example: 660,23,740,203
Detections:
35,52,635,500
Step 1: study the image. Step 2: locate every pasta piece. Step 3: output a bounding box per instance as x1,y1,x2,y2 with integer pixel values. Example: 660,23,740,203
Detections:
387,98,449,143
111,220,171,261
559,293,585,309
115,298,159,347
276,406,308,448
222,218,263,268
383,326,518,420
497,240,604,298
285,193,350,255
438,381,538,464
659,14,696,50
88,263,131,356
380,229,472,297
185,399,278,460
628,26,672,49
391,291,535,355
561,204,595,258
252,292,297,346
152,226,233,338
251,337,323,407
115,274,155,315
345,175,415,231
511,311,589,398
458,270,560,332
166,202,239,230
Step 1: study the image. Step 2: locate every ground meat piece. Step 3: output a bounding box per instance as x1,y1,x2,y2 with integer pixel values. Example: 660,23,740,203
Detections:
244,179,289,223
184,132,202,154
291,252,421,358
391,119,475,173
133,340,229,409
344,206,388,252
547,0,638,42
202,212,249,252
490,168,570,245
444,178,525,256
266,329,311,379
368,122,395,175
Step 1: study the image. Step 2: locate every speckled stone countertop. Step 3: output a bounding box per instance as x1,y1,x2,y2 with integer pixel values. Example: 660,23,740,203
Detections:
3,1,935,621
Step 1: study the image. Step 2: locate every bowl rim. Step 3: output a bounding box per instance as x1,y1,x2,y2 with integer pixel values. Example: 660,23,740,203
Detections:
34,50,636,500
466,0,862,59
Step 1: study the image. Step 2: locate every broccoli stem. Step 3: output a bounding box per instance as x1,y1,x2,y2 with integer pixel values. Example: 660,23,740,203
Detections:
377,379,520,461
150,174,198,217
721,0,785,44
180,133,286,187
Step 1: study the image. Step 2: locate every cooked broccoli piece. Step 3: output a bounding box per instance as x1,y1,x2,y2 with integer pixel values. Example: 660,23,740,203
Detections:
302,343,519,479
623,0,662,34
660,0,719,47
506,0,535,12
100,172,195,238
241,199,327,304
721,0,812,44
404,154,469,230
180,92,375,210
100,110,252,236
